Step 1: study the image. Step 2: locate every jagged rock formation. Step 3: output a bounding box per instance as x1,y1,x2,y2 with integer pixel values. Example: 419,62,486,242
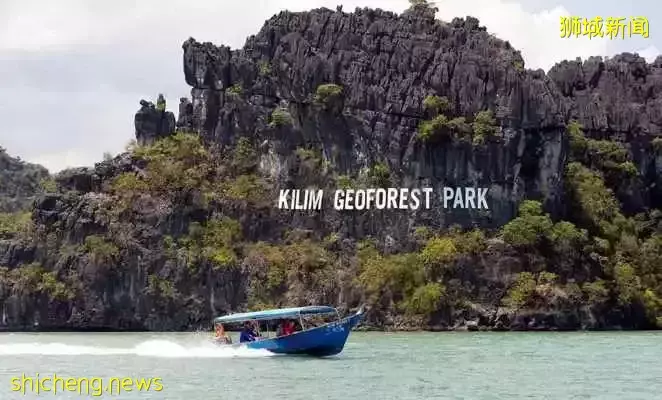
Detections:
178,8,566,230
1,5,662,332
135,99,176,146
0,147,49,213
177,5,662,232
548,54,662,213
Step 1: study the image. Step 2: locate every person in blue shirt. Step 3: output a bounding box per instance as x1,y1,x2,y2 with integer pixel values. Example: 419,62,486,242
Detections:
239,321,259,343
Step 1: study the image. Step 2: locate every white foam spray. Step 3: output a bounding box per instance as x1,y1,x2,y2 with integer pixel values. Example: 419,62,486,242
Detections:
0,339,274,358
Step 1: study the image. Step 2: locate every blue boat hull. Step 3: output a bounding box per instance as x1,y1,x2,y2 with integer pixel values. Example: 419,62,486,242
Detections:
239,309,363,357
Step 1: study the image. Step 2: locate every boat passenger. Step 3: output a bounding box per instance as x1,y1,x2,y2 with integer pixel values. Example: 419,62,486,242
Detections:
215,323,232,344
239,321,259,343
282,320,295,336
276,320,285,337
292,319,303,332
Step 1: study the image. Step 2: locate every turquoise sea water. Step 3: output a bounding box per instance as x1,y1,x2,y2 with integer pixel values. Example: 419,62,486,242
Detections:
1,331,660,399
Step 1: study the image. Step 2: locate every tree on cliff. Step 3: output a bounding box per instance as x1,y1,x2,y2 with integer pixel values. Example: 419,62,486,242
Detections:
156,94,166,111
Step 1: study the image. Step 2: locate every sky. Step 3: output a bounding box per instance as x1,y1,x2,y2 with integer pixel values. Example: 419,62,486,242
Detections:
0,0,659,173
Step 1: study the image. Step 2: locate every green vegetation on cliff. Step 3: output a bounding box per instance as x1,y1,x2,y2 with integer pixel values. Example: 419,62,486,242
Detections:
2,122,662,331
2,106,662,333
417,95,500,146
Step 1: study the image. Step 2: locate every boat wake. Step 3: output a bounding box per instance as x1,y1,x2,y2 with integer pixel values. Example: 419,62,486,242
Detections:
0,339,274,358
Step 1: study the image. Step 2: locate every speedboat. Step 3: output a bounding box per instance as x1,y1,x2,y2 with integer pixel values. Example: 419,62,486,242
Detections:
212,305,364,357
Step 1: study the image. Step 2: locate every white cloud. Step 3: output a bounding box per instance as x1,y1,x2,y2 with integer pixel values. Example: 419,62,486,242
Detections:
0,0,653,172
0,0,610,69
433,1,610,71
30,150,100,173
636,45,660,63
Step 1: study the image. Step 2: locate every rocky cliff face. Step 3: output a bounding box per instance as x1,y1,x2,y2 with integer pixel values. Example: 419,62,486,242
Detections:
0,147,49,213
2,5,662,332
175,7,567,230
548,54,662,214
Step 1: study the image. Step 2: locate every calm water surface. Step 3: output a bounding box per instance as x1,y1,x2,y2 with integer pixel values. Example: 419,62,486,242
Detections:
1,331,660,399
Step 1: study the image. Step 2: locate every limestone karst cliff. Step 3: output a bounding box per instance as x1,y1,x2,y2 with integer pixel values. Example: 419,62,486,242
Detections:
0,147,49,214
2,4,662,331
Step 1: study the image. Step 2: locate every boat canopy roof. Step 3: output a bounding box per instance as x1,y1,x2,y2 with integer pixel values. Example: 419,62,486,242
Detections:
213,306,337,324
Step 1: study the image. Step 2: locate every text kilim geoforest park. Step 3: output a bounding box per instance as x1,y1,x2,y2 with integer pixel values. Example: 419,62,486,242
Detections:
277,187,490,211
560,16,649,39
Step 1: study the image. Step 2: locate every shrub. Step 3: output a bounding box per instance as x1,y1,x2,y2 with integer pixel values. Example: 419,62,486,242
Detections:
245,240,335,306
130,132,215,197
84,235,119,265
222,174,268,204
446,117,472,140
111,173,148,197
618,161,638,176
422,95,451,115
5,263,75,300
404,283,446,316
420,236,458,266
245,242,288,295
226,84,243,95
417,114,448,141
232,137,257,172
179,217,242,271
587,139,628,164
538,271,558,285
156,94,166,111
565,162,621,233
413,226,432,241
269,108,293,128
451,228,487,254
471,110,499,144
503,272,537,309
146,275,177,299
295,148,326,173
652,137,662,152
567,120,587,157
642,289,662,327
368,162,390,187
518,200,544,217
39,271,76,301
39,178,57,193
358,252,424,304
583,279,610,305
258,61,272,76
501,201,553,247
549,221,587,247
0,212,32,239
614,262,641,305
314,84,343,105
336,175,355,190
